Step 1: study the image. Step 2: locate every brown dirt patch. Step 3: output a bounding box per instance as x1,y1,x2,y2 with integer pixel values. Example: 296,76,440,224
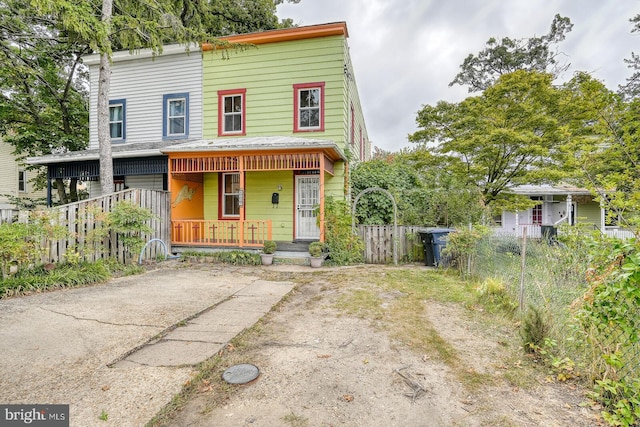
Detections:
162,265,600,427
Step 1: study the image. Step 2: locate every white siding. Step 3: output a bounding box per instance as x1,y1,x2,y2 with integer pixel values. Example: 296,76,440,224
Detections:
126,175,165,191
88,48,203,148
0,139,47,209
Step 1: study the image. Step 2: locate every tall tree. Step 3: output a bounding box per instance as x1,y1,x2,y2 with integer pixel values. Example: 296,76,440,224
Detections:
620,14,640,99
0,0,89,204
410,71,570,211
29,0,301,196
450,14,573,92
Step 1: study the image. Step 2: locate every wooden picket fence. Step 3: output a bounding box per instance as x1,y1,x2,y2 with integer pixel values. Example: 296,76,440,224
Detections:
358,225,425,264
40,189,171,264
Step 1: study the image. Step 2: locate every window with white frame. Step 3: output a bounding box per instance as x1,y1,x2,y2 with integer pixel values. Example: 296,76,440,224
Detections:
531,196,543,225
222,173,240,217
293,82,325,132
163,93,189,138
109,99,126,141
218,89,246,136
18,170,26,192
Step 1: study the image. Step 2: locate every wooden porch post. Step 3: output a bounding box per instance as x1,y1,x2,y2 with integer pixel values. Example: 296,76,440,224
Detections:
566,194,573,226
319,155,325,242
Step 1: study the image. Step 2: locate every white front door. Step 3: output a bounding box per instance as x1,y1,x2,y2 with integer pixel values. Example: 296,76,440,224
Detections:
296,175,320,239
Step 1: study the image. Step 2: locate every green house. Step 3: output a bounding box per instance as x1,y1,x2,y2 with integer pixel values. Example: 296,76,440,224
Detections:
165,22,370,247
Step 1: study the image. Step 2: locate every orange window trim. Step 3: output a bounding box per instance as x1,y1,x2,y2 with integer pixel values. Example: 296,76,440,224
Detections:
293,82,325,133
218,88,247,137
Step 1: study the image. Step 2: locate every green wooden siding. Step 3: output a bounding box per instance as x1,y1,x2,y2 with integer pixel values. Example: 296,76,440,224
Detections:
203,36,347,146
245,171,294,241
203,173,219,219
577,200,601,226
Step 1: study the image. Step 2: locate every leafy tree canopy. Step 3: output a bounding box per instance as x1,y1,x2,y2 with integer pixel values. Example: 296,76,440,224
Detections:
450,14,573,92
411,70,573,211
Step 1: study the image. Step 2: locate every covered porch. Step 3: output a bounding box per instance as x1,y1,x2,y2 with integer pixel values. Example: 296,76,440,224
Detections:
162,136,346,249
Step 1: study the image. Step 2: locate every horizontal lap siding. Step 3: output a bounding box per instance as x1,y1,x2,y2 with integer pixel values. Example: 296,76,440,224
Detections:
245,171,293,241
89,51,202,148
203,36,346,147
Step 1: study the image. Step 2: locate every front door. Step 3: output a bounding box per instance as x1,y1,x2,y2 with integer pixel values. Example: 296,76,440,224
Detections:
296,175,320,239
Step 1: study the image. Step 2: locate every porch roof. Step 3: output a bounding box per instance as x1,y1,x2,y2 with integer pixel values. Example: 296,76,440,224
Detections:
25,139,194,165
161,136,347,162
509,184,593,196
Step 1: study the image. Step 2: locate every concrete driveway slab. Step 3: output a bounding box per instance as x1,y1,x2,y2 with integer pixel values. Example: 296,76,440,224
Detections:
0,265,294,427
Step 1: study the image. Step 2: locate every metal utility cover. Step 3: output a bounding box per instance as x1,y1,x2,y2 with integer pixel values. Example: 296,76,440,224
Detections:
222,364,260,384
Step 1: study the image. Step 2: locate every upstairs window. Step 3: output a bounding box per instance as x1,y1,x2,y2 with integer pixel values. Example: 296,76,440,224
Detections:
109,99,126,142
222,173,240,217
293,82,325,132
163,93,189,138
218,89,246,136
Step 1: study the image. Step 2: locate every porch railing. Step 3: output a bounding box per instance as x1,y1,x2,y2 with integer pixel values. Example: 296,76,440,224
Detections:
493,224,542,239
171,220,272,247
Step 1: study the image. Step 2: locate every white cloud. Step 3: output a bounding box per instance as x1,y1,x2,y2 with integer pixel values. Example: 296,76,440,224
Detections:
277,0,640,152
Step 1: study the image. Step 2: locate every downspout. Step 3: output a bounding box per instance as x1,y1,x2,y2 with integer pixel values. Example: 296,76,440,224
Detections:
320,154,326,242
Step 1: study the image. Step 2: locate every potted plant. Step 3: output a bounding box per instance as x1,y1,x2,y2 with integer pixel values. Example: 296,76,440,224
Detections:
261,241,277,265
308,241,325,268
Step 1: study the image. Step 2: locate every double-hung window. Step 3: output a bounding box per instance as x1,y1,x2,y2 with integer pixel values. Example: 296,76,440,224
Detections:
222,173,240,217
218,89,246,136
293,82,325,132
109,99,126,142
163,93,189,139
18,170,26,192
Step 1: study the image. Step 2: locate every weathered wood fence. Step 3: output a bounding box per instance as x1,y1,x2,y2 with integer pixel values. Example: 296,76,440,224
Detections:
41,189,171,264
358,225,425,264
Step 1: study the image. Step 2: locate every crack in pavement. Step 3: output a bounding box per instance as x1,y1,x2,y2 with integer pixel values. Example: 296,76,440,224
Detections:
39,307,163,328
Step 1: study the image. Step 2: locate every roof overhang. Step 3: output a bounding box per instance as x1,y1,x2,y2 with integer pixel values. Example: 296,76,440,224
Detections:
508,184,593,196
83,43,201,66
161,136,347,162
202,22,348,50
26,140,193,165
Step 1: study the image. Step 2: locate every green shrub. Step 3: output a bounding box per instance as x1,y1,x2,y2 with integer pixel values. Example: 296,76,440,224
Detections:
262,241,277,254
182,250,260,265
320,197,364,265
521,304,551,353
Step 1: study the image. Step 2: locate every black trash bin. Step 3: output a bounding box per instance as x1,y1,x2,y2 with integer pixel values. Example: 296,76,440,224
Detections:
418,228,455,267
418,230,435,267
540,225,557,243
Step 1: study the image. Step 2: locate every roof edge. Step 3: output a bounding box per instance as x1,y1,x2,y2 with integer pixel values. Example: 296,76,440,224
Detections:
202,22,348,50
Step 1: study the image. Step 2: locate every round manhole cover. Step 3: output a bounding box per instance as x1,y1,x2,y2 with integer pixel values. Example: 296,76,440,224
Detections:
222,364,260,384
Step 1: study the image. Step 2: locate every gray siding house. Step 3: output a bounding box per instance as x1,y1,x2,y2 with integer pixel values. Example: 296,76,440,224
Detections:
27,44,203,202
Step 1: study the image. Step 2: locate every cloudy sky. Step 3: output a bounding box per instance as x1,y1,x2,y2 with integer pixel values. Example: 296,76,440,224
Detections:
277,0,640,152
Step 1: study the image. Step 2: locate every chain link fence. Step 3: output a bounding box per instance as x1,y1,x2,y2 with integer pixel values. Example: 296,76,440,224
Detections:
472,233,639,383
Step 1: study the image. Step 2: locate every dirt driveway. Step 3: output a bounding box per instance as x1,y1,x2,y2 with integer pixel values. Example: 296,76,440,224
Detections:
161,264,601,427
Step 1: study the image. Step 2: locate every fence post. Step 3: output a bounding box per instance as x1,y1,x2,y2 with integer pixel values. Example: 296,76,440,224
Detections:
519,227,528,311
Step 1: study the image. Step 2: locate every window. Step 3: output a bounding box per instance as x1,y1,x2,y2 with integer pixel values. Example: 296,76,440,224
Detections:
222,173,240,217
531,197,542,225
109,99,126,141
218,89,246,136
18,170,26,192
293,82,325,132
163,93,189,138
